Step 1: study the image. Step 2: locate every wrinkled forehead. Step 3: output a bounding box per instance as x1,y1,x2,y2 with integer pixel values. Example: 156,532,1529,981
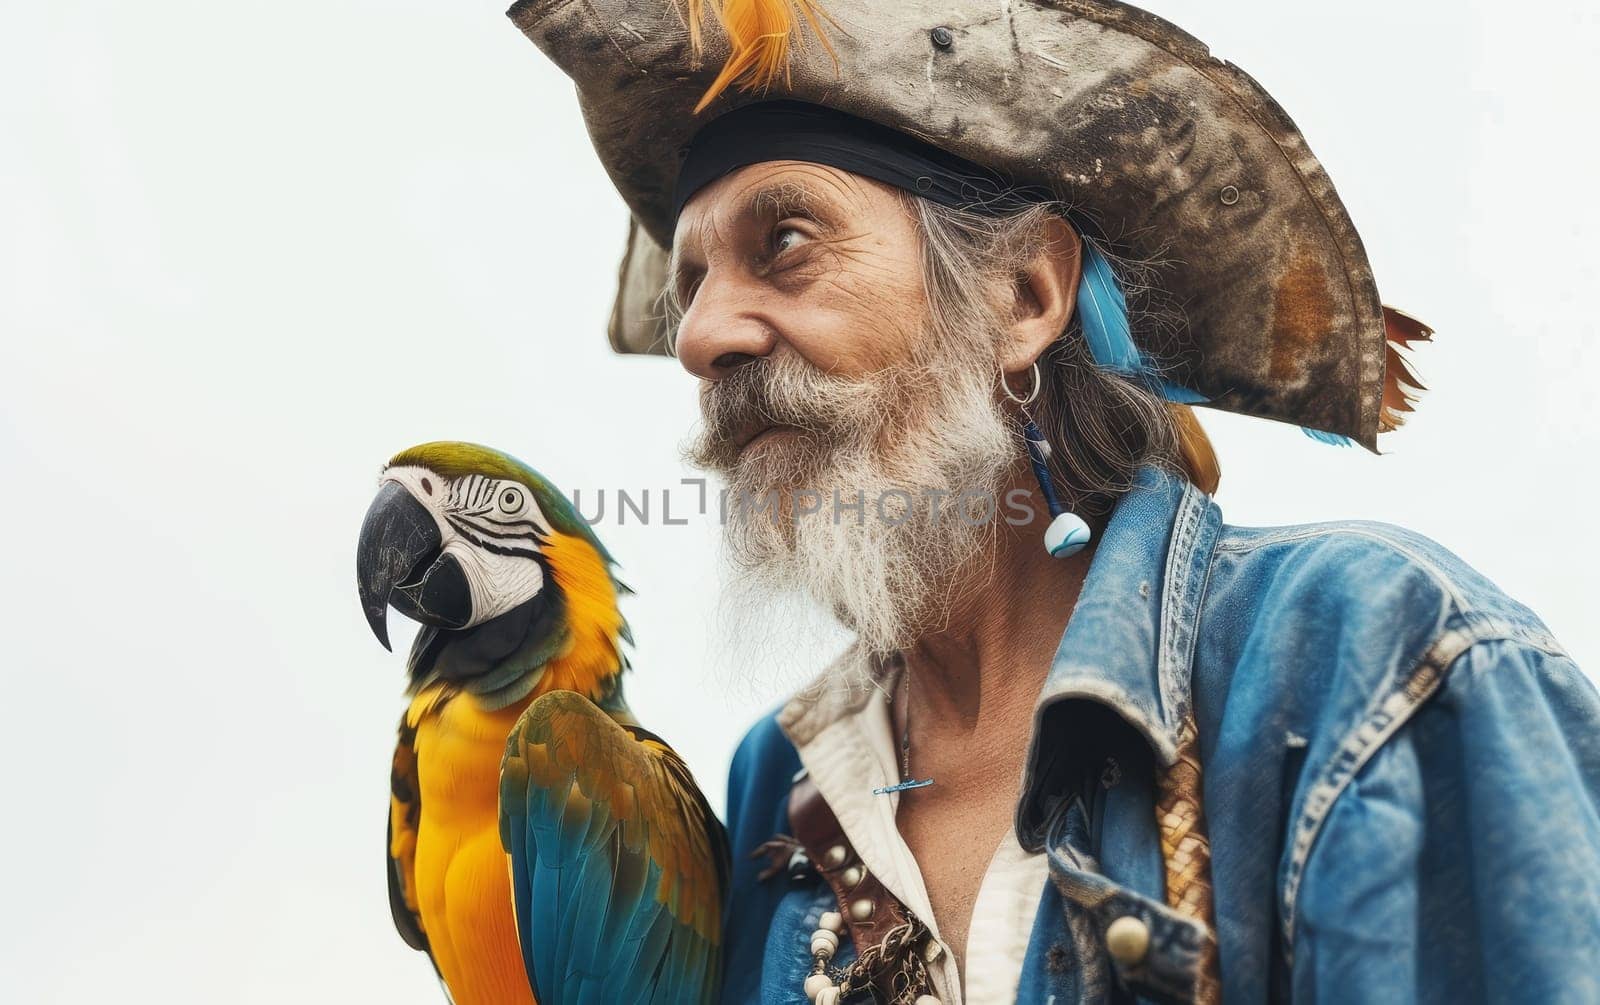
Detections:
670,160,906,260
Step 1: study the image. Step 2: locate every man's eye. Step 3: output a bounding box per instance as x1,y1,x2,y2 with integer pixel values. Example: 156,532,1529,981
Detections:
772,226,808,256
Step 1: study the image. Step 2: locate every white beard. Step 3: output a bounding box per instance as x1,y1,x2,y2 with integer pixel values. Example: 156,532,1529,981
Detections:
695,349,1018,679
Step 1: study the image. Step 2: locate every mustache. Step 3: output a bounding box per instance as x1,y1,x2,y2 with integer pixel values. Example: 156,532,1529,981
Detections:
686,355,888,472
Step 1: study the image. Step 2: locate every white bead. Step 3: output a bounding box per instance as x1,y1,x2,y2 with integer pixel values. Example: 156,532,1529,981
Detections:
815,989,840,1005
1105,914,1151,965
915,996,941,1005
803,972,834,1000
848,898,875,922
818,911,844,934
824,844,849,867
810,930,839,955
840,865,864,887
1044,511,1092,558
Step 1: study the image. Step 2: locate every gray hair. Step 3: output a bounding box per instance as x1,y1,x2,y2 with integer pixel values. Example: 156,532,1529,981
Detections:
903,193,1188,519
660,186,1195,521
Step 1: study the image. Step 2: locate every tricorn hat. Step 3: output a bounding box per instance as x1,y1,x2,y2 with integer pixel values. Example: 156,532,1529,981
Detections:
509,0,1430,449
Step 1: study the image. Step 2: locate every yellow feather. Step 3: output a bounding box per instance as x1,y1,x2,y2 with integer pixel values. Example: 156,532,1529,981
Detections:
532,530,628,702
404,686,539,1004
685,0,837,113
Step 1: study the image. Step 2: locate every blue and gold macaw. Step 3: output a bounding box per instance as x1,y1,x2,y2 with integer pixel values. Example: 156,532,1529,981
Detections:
356,441,728,1004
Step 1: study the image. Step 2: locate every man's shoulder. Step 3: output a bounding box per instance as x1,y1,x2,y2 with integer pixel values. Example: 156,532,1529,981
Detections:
726,708,801,832
730,710,798,781
1198,518,1591,961
726,644,877,827
1210,516,1561,655
1199,515,1572,764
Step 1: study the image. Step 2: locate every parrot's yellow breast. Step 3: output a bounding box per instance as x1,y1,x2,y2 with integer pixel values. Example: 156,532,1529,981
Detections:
391,528,628,1003
406,688,536,1005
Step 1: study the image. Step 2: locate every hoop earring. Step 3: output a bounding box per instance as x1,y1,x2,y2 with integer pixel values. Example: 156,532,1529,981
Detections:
1002,362,1042,406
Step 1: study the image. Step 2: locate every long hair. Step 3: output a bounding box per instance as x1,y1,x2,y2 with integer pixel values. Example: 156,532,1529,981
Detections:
905,193,1218,519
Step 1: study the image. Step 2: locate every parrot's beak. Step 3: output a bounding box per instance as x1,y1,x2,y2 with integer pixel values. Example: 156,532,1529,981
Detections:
356,480,473,650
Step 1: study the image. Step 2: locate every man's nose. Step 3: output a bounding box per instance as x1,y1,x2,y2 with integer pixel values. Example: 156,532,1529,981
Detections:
673,273,777,380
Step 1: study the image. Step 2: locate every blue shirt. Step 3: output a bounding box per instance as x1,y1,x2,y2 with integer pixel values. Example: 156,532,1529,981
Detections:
720,465,1600,1003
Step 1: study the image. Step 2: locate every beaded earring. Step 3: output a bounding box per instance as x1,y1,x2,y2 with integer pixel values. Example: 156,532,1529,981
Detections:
1004,362,1092,559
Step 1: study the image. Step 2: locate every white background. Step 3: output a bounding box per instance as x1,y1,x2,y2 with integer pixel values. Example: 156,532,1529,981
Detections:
2,1,1596,1001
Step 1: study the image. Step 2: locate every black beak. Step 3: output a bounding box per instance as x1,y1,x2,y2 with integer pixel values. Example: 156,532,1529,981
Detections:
356,480,472,650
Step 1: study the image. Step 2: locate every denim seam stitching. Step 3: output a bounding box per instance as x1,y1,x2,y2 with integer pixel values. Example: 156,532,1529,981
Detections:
1175,487,1221,711
1158,487,1202,731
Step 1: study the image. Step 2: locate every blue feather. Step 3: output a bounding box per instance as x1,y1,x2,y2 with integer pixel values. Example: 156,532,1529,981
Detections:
502,695,725,1005
1156,379,1210,405
1077,243,1208,405
1077,243,1141,373
1302,427,1355,447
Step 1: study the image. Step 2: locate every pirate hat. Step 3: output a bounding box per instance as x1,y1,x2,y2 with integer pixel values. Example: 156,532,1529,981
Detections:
510,0,1429,449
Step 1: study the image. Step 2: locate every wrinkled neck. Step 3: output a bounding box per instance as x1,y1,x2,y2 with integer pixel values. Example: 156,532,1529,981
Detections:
903,465,1090,732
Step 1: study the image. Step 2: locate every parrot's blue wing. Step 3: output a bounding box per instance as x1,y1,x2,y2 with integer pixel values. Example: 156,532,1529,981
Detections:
500,690,730,1005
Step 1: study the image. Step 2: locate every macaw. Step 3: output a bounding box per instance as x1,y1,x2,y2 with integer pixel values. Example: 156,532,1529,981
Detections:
356,441,728,1004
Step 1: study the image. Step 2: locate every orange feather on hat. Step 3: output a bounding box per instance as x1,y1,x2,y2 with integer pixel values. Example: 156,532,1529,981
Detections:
685,0,837,112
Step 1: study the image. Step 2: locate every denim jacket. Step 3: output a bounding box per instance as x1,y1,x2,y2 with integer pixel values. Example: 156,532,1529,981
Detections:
720,465,1600,1003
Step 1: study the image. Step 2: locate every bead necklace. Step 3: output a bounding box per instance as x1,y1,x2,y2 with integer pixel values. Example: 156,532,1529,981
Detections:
802,910,940,1005
803,656,941,1004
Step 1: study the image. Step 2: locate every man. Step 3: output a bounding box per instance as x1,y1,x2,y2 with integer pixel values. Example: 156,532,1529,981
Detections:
513,1,1600,1002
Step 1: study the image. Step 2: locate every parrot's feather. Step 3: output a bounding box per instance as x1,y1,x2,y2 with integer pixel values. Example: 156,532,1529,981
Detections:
386,718,432,956
502,690,729,1004
407,590,568,708
390,686,532,1001
605,862,674,1001
369,442,702,1002
616,908,677,1002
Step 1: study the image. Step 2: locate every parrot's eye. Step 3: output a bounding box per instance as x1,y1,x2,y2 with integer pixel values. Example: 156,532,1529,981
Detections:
498,487,524,514
420,478,433,496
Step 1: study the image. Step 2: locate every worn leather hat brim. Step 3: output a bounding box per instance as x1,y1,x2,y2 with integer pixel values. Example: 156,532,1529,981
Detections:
511,0,1388,448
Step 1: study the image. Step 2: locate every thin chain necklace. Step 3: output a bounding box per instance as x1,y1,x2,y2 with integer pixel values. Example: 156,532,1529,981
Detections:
873,655,935,796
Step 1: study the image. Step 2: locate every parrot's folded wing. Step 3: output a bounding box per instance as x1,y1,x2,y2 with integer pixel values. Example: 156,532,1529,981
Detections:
388,716,432,957
499,690,730,1004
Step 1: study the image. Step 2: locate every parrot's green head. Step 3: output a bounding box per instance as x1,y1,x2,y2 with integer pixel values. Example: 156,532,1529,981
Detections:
357,441,628,707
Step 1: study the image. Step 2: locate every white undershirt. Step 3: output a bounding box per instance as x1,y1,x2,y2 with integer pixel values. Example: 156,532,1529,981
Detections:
778,653,1047,1005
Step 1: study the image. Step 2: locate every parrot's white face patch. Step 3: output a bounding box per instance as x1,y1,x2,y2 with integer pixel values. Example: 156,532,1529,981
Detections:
381,466,553,628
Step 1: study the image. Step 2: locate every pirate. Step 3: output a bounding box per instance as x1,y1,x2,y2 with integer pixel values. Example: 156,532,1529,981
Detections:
511,1,1600,1001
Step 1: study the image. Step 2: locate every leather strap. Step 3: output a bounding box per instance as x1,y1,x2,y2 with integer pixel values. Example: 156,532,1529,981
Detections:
788,774,915,955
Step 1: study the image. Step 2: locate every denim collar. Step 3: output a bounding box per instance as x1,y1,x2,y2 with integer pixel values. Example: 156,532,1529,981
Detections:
1015,463,1222,848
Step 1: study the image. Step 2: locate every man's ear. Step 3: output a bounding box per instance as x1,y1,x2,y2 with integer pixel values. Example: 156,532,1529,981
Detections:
1000,216,1081,376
